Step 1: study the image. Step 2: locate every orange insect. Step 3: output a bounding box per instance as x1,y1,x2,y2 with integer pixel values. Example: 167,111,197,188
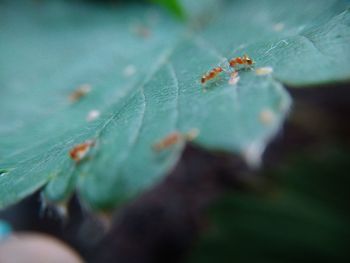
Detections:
153,129,199,151
229,54,254,69
69,140,95,163
201,67,223,84
153,132,182,151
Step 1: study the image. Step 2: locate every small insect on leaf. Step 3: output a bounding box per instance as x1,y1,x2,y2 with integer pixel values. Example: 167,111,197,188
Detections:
69,140,95,163
153,132,182,151
69,84,91,102
229,54,254,69
201,67,223,85
153,129,200,151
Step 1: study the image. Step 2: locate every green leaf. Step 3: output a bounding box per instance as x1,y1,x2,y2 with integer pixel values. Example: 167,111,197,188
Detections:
187,149,350,263
0,0,349,210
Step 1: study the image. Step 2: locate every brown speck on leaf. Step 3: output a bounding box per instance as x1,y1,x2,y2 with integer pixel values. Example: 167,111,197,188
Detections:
153,129,199,151
69,84,91,102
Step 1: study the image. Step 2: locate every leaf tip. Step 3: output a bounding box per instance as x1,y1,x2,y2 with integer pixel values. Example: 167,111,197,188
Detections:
242,141,265,169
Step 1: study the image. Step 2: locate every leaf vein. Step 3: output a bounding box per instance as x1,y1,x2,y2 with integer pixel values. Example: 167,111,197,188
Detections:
167,62,180,129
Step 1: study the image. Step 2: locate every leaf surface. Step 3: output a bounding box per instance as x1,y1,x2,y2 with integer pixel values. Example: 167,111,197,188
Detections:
0,0,349,209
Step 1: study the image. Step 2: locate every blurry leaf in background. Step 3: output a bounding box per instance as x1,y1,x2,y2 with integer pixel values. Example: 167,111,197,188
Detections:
0,0,349,210
151,0,185,19
80,0,186,19
188,148,350,263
